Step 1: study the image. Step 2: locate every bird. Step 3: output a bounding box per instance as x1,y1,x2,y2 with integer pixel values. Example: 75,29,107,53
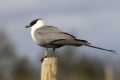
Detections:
25,18,117,61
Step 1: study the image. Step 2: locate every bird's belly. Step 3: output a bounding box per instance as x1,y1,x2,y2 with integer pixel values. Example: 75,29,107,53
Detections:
41,44,63,48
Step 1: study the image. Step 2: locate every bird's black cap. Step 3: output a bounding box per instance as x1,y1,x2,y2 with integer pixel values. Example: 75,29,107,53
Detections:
25,18,42,28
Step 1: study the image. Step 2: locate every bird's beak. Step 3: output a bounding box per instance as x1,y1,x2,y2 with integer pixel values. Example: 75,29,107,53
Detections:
25,25,31,28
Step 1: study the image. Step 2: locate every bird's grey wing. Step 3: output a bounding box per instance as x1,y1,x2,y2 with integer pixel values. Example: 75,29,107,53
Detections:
35,26,87,46
35,31,76,45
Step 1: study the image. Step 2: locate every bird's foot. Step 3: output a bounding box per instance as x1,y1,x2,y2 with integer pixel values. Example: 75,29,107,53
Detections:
40,56,47,62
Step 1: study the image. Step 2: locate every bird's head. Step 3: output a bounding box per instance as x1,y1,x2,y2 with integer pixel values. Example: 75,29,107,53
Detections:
25,18,45,29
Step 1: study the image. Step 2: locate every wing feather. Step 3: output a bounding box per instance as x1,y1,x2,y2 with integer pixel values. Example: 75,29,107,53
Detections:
35,32,75,44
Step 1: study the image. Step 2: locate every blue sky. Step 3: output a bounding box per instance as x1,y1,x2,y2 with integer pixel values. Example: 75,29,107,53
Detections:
0,0,120,61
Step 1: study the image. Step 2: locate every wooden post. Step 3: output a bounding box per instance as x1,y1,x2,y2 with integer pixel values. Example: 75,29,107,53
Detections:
41,57,58,80
105,66,114,80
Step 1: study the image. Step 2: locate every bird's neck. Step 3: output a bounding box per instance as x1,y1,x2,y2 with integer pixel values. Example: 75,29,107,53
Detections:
31,24,45,37
31,20,45,30
31,21,45,42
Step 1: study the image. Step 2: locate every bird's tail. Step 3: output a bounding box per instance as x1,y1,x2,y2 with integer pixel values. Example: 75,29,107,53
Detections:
75,39,117,54
51,39,117,54
83,43,117,54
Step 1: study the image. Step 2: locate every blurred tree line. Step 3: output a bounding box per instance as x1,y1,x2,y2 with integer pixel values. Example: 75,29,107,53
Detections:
0,30,35,80
0,29,120,80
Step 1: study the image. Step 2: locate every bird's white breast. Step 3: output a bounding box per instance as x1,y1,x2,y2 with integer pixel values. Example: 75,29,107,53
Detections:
31,28,38,44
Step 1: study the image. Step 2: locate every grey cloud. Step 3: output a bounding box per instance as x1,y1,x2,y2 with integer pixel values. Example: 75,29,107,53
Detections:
0,0,120,15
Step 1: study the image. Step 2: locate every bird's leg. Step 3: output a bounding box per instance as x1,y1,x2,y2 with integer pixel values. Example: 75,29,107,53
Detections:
45,48,48,56
53,48,56,57
40,48,48,62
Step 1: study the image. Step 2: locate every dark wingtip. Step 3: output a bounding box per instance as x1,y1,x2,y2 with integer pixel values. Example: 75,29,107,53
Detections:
109,50,118,55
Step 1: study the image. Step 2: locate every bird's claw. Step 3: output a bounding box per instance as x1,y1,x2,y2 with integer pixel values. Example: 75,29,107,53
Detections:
40,56,47,62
